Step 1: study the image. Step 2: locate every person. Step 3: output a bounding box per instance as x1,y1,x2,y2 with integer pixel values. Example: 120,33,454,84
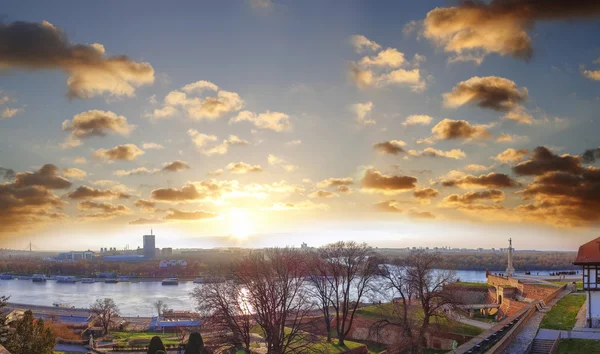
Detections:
184,332,206,354
148,336,166,354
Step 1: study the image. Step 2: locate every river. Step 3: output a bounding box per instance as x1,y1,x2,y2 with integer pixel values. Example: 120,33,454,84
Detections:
0,270,575,316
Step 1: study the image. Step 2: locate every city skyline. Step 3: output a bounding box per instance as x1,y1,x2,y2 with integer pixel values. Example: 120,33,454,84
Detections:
1,0,600,251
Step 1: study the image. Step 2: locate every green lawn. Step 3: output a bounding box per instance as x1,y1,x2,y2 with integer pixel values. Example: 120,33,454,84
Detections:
551,281,583,291
558,339,600,353
451,281,493,288
355,303,483,337
540,294,586,330
110,331,181,345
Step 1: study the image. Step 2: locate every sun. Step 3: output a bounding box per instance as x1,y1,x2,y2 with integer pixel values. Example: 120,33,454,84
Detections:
228,208,255,239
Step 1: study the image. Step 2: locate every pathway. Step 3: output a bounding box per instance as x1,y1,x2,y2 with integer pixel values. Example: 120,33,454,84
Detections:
537,328,600,340
454,315,494,330
574,299,587,328
501,287,572,354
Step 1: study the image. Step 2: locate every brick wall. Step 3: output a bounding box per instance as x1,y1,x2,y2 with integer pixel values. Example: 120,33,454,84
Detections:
520,284,558,300
487,274,520,288
500,298,528,317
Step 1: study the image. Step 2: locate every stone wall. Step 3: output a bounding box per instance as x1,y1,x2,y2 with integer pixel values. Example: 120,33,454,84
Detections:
487,274,520,288
500,298,528,317
520,284,558,300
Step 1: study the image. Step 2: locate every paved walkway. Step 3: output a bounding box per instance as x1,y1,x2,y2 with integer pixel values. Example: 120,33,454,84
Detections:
574,298,587,328
454,315,494,330
538,328,600,340
501,287,572,354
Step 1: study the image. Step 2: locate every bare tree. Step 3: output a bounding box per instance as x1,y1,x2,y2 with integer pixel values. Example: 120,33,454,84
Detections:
192,280,253,353
235,248,313,354
305,251,335,342
320,241,378,346
90,298,120,335
175,326,187,344
153,299,168,317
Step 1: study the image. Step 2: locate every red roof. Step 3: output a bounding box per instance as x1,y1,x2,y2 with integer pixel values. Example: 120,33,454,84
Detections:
574,237,600,265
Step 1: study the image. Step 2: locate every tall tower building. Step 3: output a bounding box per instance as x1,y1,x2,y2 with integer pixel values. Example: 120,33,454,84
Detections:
506,238,515,276
143,229,156,260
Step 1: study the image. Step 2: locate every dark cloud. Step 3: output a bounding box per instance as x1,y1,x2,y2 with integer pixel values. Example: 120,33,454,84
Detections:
68,186,130,200
0,167,15,180
317,178,354,188
442,172,521,188
62,110,134,139
443,190,505,205
431,119,491,141
78,200,129,213
361,168,417,193
93,144,145,161
413,187,439,201
162,160,190,173
0,21,154,98
151,184,203,201
165,208,219,221
14,164,72,189
582,147,600,164
513,146,583,176
134,199,156,211
443,76,528,111
373,140,406,155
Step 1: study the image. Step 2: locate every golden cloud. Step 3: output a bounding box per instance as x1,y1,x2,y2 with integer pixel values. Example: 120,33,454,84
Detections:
93,144,144,161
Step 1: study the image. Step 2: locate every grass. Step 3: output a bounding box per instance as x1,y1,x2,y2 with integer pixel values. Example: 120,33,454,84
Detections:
558,339,600,353
110,331,181,345
551,281,583,291
350,339,388,354
355,302,483,337
540,294,586,330
451,281,493,288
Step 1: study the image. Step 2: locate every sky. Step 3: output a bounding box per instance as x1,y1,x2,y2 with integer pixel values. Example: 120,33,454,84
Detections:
1,0,600,251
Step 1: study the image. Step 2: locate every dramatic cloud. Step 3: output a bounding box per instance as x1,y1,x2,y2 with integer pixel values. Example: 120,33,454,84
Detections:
230,111,292,132
430,119,492,141
443,76,527,111
502,107,534,124
78,200,130,215
361,168,417,194
134,199,156,211
61,167,87,180
162,160,190,173
317,177,354,188
148,80,243,120
68,185,130,200
308,190,338,199
402,114,432,126
14,164,72,189
442,190,505,205
351,35,381,53
413,187,439,202
151,184,203,202
114,167,159,177
165,208,219,221
0,21,154,98
582,147,600,164
351,101,375,125
0,167,16,180
422,0,600,63
408,147,466,160
93,144,145,161
513,146,583,176
494,148,529,163
62,110,134,143
227,162,263,174
442,172,521,189
373,140,406,155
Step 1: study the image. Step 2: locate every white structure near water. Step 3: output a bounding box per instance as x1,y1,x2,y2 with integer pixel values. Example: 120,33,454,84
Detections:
506,238,515,277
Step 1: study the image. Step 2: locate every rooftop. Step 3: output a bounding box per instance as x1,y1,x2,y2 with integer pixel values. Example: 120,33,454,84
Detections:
574,236,600,265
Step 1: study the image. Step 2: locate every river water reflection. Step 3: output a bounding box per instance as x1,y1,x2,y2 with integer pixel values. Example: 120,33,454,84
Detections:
0,270,570,316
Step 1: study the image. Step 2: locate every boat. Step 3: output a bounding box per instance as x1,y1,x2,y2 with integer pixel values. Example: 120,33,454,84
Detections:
56,276,77,283
105,278,118,284
0,274,14,280
32,274,47,282
80,278,95,283
162,278,179,285
117,276,130,282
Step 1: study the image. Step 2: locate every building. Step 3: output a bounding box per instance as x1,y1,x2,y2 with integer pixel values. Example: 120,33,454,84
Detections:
143,230,156,260
56,251,94,261
162,248,173,257
574,236,600,327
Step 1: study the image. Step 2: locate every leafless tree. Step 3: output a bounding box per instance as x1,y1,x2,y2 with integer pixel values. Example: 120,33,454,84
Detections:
235,248,313,354
192,280,253,353
319,241,378,346
90,298,120,335
153,299,168,317
305,251,335,342
175,326,187,344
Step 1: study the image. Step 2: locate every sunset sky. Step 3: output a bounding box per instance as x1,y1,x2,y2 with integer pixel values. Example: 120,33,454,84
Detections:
1,0,600,251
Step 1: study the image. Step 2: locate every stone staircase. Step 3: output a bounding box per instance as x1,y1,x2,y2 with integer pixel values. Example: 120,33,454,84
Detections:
528,338,556,354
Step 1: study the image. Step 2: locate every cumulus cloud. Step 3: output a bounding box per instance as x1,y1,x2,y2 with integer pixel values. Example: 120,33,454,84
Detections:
142,142,164,150
502,107,534,124
422,0,600,63
348,63,374,89
442,172,521,189
77,200,130,215
351,101,375,125
230,110,291,132
360,48,406,68
162,160,190,173
134,199,156,211
408,147,466,160
430,119,492,142
165,208,219,221
443,76,528,111
114,167,159,177
582,147,600,164
197,135,250,156
373,140,406,155
227,162,263,174
14,164,72,189
465,164,490,172
513,146,583,176
583,69,600,81
402,114,432,126
93,144,145,161
151,184,203,202
317,178,353,193
1,107,24,119
0,167,16,180
61,167,87,180
0,21,154,98
351,35,381,53
494,148,529,163
68,185,130,200
148,80,243,120
62,110,134,144
308,190,338,199
442,189,505,205
188,129,218,148
413,187,439,202
361,168,417,194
